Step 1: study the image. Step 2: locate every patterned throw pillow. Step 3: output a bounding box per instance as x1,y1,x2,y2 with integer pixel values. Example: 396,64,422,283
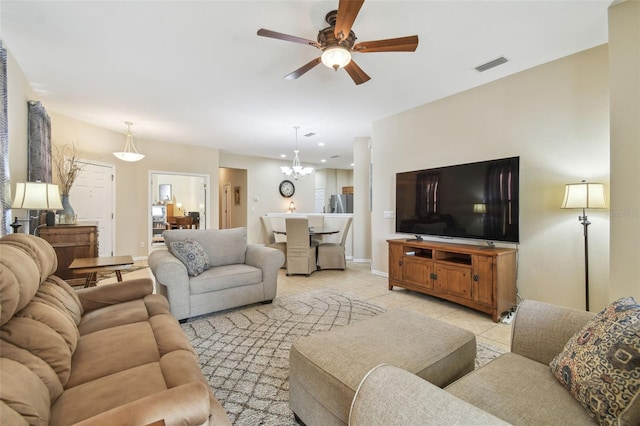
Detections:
549,297,640,425
169,239,210,276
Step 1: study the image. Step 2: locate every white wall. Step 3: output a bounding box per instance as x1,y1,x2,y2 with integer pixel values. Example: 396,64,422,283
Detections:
353,137,371,261
371,45,610,312
609,0,640,302
50,112,220,257
315,168,354,213
220,153,316,244
152,174,206,215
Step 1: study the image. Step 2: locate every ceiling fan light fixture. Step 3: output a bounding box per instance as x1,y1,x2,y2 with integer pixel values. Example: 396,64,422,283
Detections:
113,121,145,162
321,46,351,70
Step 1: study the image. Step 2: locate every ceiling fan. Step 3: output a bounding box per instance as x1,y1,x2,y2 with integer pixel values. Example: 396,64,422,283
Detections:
257,0,418,85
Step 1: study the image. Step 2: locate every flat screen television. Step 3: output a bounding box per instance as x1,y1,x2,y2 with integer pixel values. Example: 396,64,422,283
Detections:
395,156,519,243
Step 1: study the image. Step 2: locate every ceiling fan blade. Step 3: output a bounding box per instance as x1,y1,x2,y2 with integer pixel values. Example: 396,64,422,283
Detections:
284,57,322,80
344,60,371,85
334,0,364,41
257,28,319,47
353,35,419,53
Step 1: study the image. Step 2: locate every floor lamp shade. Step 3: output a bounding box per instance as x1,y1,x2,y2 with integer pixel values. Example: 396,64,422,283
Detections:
561,182,607,209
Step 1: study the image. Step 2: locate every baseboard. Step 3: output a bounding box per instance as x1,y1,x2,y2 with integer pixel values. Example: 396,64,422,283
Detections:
371,269,388,278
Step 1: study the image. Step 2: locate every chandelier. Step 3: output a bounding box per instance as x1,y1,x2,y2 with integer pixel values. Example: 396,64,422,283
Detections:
281,126,313,180
113,121,145,162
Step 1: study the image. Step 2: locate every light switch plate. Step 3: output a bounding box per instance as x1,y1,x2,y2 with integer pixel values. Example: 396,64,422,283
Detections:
383,211,394,219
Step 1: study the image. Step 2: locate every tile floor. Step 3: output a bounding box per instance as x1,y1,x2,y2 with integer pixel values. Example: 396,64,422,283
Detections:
114,260,512,352
277,262,513,351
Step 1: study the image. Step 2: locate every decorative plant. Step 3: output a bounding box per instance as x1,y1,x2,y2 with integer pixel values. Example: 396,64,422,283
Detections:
53,142,84,196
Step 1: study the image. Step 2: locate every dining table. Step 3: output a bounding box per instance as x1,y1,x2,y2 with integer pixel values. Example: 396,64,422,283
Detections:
273,226,339,239
273,226,339,248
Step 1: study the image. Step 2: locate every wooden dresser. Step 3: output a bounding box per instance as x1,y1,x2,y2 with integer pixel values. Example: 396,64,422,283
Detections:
38,223,99,285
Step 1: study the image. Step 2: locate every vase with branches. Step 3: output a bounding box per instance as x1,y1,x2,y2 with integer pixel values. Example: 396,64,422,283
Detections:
53,142,84,223
54,142,84,195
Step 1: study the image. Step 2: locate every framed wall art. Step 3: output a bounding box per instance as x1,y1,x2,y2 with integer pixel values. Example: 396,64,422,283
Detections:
234,186,241,206
159,184,172,203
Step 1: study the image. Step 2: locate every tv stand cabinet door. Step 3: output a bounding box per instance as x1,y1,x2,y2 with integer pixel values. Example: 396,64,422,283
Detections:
388,243,404,288
435,264,472,299
404,257,434,290
472,255,494,306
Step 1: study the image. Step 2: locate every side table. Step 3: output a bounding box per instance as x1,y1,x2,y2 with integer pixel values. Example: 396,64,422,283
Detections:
69,255,135,288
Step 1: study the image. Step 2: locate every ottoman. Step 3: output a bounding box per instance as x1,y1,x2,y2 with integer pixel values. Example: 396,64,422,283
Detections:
289,309,476,426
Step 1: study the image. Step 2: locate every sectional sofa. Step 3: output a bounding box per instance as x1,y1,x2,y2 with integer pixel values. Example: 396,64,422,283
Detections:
349,299,640,425
0,233,231,425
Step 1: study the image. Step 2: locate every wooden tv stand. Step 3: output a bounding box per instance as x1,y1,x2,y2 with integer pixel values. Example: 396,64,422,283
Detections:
388,239,518,322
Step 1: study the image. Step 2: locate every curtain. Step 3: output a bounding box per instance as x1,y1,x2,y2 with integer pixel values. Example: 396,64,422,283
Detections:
416,171,440,217
484,159,519,239
0,42,9,236
28,101,52,183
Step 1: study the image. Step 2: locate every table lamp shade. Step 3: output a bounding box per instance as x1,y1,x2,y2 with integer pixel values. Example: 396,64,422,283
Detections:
12,182,64,210
561,182,606,209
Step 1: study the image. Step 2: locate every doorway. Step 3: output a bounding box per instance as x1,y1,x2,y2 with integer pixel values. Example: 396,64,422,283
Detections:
218,167,247,229
149,171,209,251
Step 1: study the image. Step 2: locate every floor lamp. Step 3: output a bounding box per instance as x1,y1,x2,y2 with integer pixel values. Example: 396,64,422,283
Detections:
11,182,64,234
561,180,607,311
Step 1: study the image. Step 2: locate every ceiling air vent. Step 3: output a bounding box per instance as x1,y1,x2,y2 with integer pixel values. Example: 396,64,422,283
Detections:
475,56,508,72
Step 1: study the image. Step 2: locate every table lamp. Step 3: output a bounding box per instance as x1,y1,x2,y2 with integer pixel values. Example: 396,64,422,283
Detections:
12,182,64,233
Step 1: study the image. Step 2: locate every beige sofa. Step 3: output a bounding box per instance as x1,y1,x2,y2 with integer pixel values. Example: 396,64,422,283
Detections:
349,299,640,425
0,233,230,425
148,228,285,321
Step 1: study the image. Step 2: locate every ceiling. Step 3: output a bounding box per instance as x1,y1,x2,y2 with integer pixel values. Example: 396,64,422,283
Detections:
1,1,611,169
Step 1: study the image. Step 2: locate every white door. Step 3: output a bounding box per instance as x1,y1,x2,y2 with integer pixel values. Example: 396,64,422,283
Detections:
315,188,325,213
70,161,115,256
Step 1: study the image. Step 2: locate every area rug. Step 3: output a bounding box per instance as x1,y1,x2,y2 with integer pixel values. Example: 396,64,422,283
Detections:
476,340,506,368
95,265,148,281
181,289,506,425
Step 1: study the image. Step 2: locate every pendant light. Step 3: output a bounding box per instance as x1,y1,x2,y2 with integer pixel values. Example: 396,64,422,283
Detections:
113,121,144,162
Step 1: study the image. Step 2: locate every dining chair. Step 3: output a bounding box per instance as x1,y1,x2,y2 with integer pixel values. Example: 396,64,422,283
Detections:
285,217,317,276
317,217,352,270
260,216,287,267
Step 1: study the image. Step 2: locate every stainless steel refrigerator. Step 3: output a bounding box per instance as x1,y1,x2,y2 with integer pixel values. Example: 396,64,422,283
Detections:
329,194,353,213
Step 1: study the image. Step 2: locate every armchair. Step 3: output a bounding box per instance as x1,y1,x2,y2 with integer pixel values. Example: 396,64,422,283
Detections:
148,228,284,321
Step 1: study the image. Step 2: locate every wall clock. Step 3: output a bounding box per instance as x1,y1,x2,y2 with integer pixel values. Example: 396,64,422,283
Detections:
279,180,295,198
